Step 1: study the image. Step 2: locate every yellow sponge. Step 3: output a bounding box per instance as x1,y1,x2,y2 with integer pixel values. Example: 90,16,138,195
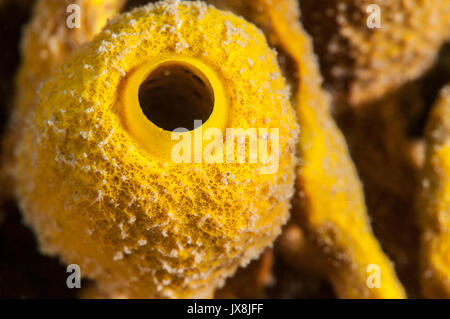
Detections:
2,0,125,198
15,1,298,298
418,85,450,298
209,0,406,298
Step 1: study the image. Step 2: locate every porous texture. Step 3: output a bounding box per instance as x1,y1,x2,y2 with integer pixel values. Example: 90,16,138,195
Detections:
418,85,450,298
2,0,125,198
15,1,298,298
213,0,406,298
300,0,450,108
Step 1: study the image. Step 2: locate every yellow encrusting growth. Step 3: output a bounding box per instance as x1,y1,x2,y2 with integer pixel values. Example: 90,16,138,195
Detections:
211,0,406,298
418,85,450,298
1,0,125,198
15,1,298,298
267,0,405,299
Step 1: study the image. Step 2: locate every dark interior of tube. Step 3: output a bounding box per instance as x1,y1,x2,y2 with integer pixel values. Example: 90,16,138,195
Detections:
138,62,214,131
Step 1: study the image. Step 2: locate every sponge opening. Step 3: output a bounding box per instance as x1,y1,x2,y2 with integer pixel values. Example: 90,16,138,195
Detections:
138,62,214,131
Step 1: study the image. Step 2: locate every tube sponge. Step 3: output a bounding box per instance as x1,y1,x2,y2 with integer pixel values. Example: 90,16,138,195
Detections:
418,85,450,298
15,1,298,298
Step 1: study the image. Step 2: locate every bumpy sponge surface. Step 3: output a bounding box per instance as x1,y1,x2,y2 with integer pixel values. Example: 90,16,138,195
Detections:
419,85,450,298
301,0,450,106
2,0,125,198
15,1,298,298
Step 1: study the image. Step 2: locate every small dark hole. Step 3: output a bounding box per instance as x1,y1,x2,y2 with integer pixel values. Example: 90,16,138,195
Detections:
138,63,214,131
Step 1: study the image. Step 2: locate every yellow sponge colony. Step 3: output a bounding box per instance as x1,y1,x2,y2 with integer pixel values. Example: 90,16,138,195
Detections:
418,85,450,298
15,1,298,298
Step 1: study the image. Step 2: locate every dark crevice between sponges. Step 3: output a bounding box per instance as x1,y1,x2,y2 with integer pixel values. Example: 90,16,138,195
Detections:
121,0,161,12
407,42,450,138
0,0,35,136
